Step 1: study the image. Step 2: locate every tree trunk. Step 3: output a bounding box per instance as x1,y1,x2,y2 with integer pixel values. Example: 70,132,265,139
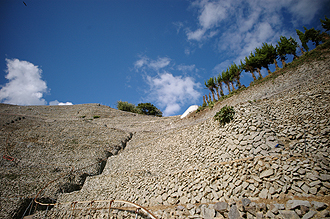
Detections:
236,76,241,89
219,85,224,96
274,59,280,70
226,82,231,93
203,96,206,106
281,58,286,68
205,95,208,103
211,91,216,102
266,67,272,74
256,68,262,79
230,81,236,91
209,93,212,102
299,46,305,55
250,71,257,81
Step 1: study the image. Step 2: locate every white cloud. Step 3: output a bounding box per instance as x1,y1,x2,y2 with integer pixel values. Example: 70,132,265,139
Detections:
49,100,73,106
0,58,48,105
177,64,196,73
146,72,201,116
288,0,327,24
134,56,171,72
186,0,326,50
149,57,171,71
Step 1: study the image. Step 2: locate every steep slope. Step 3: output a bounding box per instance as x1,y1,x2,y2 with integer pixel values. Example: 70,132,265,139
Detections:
0,104,178,218
46,51,330,218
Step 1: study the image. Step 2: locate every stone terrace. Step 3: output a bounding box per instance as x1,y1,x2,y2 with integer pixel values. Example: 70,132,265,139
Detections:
47,57,330,218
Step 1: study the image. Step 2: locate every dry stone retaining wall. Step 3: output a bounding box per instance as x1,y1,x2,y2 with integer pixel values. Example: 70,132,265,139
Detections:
49,69,330,218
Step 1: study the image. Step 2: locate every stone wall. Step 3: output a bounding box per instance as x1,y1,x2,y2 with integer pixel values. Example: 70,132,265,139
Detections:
48,60,330,218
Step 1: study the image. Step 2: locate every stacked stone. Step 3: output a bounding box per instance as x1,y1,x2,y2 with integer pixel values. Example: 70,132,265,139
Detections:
50,78,330,218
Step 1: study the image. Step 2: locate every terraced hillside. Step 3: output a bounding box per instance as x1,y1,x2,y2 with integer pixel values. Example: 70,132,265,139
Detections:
1,46,330,218
0,104,178,218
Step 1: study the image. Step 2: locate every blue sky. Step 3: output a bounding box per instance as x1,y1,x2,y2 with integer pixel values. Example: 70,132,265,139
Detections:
0,0,329,116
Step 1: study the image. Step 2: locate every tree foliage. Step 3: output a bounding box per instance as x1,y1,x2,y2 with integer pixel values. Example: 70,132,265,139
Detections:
117,101,137,113
117,101,162,116
296,29,309,52
198,17,328,113
229,62,242,88
320,15,330,32
205,77,216,101
304,27,322,46
221,69,231,92
276,36,298,67
136,103,162,116
241,55,257,81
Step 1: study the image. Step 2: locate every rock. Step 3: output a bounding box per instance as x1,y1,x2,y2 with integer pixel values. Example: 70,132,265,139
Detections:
301,210,317,219
256,212,264,219
167,197,177,205
319,210,330,217
242,198,251,207
279,210,300,219
323,182,330,188
250,126,257,131
228,205,243,219
201,206,215,219
286,200,311,210
306,173,319,181
260,169,274,178
319,174,330,181
259,189,268,199
309,180,321,187
177,205,185,211
180,196,189,204
214,201,228,212
187,204,195,210
245,205,256,216
301,184,310,193
309,187,317,195
311,201,327,210
266,210,275,218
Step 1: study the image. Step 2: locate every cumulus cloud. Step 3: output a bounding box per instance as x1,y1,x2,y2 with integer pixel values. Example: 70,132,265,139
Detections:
146,72,201,116
0,58,73,106
0,58,48,105
134,56,202,116
49,100,73,106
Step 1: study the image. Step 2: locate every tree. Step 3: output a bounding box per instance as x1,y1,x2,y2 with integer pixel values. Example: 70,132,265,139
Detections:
229,62,242,89
276,36,298,67
213,77,221,100
320,15,330,32
256,43,278,74
296,29,309,54
228,66,236,91
216,74,224,97
248,51,263,79
304,27,322,47
117,101,137,113
221,69,231,93
205,77,216,102
241,56,257,81
136,103,162,116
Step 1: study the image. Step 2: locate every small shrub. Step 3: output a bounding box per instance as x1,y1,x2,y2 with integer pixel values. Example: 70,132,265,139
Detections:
214,105,235,126
93,115,100,119
117,101,136,112
208,101,215,109
196,105,206,113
